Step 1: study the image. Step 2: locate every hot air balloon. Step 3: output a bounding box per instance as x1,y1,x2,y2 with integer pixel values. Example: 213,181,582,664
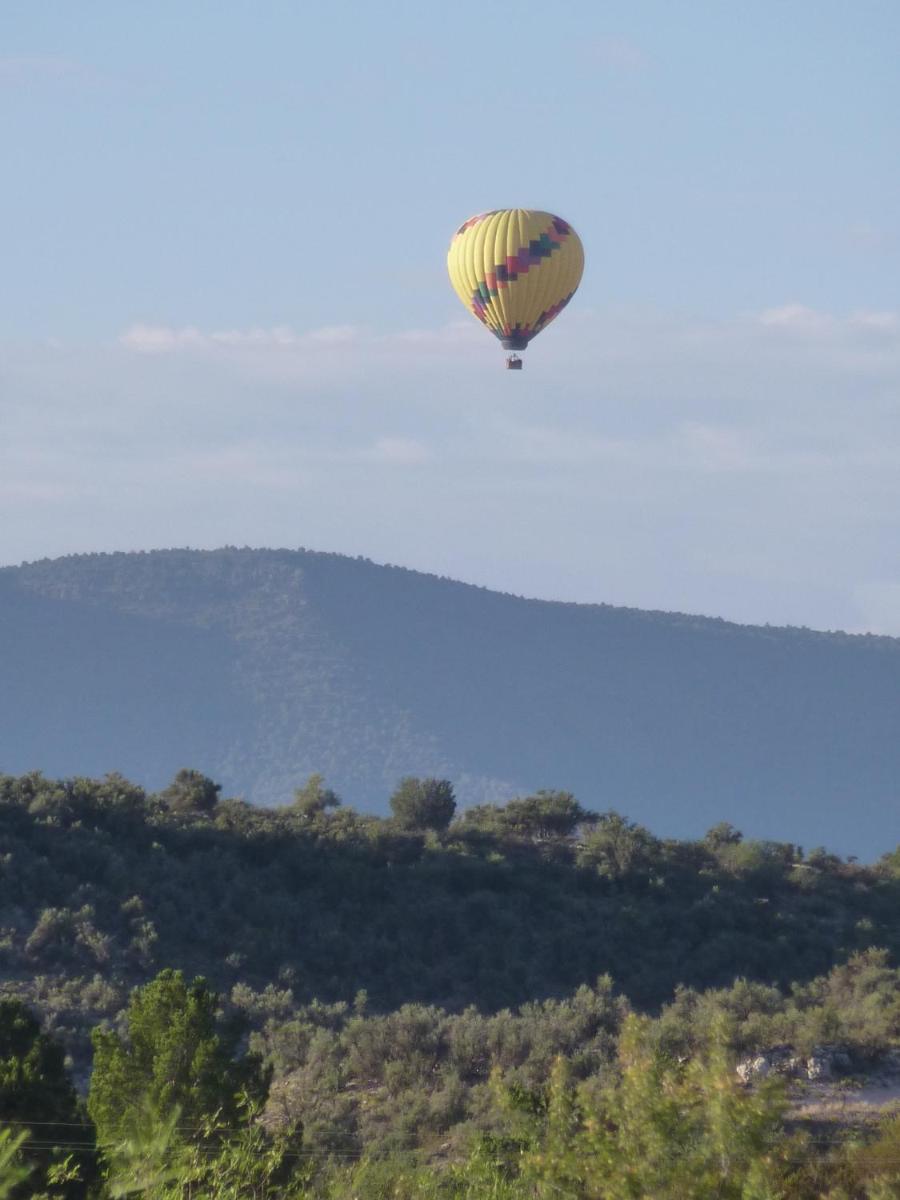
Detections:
447,209,584,369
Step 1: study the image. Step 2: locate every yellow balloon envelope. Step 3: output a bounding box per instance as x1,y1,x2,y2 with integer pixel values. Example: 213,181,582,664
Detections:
447,210,584,359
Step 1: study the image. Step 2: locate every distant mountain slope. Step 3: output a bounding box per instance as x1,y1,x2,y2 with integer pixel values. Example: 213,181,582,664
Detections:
1,548,899,857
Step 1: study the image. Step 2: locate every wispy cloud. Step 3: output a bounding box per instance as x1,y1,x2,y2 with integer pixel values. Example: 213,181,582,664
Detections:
0,56,96,88
4,302,900,634
849,311,899,331
119,321,481,357
759,304,900,336
484,418,830,476
119,323,356,353
758,304,833,332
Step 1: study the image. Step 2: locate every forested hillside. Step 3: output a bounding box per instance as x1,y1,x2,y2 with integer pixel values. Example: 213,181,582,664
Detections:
4,772,900,1196
3,770,900,1074
3,548,900,855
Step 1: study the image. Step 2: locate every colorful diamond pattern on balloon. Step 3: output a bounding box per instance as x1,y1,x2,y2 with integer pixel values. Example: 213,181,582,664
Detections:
495,218,570,284
474,220,569,297
454,211,499,237
470,290,491,323
532,290,575,334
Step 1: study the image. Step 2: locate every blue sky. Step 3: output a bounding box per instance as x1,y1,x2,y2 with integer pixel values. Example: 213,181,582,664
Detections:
2,1,899,633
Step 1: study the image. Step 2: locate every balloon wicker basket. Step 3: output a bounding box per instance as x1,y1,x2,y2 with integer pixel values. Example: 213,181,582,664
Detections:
506,355,523,370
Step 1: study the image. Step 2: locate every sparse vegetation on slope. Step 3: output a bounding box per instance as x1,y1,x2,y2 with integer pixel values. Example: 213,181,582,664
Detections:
3,770,900,1071
2,772,900,1193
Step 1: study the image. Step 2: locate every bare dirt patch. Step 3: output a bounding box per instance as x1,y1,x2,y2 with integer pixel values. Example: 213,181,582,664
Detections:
791,1075,900,1129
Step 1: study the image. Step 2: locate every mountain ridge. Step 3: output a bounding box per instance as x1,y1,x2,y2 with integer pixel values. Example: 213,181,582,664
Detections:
2,546,899,858
9,544,893,640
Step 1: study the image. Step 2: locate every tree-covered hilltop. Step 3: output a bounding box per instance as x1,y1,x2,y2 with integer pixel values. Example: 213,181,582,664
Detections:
3,548,900,855
4,770,900,1082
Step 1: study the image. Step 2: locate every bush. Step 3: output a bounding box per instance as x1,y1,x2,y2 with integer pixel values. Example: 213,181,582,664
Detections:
158,769,221,814
389,778,456,832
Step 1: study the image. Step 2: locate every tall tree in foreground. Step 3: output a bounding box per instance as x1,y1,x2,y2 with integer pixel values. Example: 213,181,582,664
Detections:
461,1013,796,1199
88,969,269,1149
102,1097,307,1200
0,1131,30,1200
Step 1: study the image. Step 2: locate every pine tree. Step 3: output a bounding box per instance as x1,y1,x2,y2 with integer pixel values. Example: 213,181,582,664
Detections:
88,970,269,1148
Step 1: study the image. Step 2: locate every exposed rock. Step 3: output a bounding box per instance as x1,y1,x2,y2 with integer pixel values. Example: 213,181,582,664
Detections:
736,1045,794,1083
736,1055,772,1084
806,1053,832,1081
736,1043,856,1084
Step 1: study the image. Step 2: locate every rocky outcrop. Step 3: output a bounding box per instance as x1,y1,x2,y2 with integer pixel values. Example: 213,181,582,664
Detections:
736,1044,855,1084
